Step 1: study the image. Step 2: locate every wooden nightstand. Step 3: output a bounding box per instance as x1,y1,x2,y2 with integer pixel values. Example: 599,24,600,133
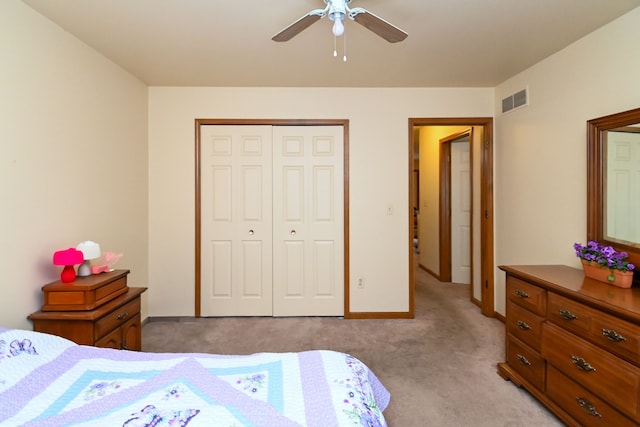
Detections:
28,270,147,351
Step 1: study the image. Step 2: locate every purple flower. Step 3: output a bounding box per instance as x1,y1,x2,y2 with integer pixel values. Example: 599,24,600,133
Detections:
574,241,635,273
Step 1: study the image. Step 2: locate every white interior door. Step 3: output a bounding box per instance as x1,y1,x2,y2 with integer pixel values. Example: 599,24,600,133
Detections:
451,140,471,284
272,126,344,316
200,125,273,316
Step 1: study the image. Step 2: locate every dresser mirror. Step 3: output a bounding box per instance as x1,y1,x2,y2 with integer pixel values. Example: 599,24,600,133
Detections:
587,107,640,268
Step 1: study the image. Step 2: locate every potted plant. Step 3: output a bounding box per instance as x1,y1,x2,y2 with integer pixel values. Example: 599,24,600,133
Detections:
574,240,635,288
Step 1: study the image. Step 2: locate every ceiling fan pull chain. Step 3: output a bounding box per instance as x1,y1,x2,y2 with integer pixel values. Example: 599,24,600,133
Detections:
343,31,347,61
333,35,338,57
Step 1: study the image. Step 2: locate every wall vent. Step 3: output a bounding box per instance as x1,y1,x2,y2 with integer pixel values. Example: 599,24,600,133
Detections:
501,88,528,114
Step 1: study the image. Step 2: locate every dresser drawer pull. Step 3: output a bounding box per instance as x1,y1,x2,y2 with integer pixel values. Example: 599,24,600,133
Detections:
116,311,129,321
576,397,602,418
601,328,627,342
571,355,596,372
559,309,577,321
516,320,531,330
515,289,529,298
516,354,531,366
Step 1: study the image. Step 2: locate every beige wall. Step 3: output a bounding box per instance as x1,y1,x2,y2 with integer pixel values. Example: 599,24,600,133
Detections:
0,1,149,329
5,0,639,326
493,7,640,315
147,88,494,316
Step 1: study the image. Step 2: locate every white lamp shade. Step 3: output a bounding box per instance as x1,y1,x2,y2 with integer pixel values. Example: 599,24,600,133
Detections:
76,241,101,260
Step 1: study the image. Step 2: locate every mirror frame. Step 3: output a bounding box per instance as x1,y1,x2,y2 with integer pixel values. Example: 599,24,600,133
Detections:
587,106,640,269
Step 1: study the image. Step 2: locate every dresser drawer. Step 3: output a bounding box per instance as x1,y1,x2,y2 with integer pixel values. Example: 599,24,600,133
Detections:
548,292,592,336
507,277,546,316
549,293,640,366
95,298,141,339
507,300,544,351
547,365,637,427
507,335,545,391
542,322,640,418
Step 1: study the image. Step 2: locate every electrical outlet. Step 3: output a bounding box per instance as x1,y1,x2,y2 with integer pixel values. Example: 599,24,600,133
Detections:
357,278,364,289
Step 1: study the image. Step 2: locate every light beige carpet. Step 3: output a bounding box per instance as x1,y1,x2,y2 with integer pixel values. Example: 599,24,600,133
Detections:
142,266,564,427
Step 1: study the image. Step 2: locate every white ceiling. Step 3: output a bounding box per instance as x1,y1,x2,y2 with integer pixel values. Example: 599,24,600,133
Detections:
23,0,640,87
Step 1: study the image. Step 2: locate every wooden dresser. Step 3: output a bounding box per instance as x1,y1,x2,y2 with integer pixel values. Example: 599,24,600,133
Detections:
498,265,640,427
28,270,147,351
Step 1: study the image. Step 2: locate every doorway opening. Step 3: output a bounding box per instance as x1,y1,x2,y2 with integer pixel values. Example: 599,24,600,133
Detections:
409,118,494,317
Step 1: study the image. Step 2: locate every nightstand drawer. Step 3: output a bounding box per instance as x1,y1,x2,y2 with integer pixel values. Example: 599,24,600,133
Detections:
507,300,544,351
507,335,545,391
547,365,637,427
95,297,140,339
507,277,546,316
542,322,640,418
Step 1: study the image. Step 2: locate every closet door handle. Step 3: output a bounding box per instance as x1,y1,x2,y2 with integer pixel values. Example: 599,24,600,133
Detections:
248,229,254,235
290,229,296,235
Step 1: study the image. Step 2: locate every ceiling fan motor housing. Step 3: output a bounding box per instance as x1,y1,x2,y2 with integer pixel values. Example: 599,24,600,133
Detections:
327,0,348,22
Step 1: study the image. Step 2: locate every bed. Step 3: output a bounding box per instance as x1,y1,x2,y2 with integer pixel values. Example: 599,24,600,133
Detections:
0,328,390,426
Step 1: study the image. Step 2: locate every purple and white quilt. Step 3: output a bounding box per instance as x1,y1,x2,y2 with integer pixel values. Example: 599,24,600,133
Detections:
0,328,389,427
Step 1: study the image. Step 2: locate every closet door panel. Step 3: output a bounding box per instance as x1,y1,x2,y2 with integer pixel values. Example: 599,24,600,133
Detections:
201,125,273,316
273,126,344,316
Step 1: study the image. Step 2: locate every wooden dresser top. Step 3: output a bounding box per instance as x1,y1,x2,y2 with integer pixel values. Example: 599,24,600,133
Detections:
500,265,640,324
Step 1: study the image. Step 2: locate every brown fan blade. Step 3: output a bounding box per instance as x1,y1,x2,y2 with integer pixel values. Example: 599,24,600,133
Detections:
352,10,408,43
272,13,323,42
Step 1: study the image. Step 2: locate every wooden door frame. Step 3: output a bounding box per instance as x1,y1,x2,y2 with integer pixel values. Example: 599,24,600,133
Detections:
194,119,350,318
409,118,494,317
438,128,472,284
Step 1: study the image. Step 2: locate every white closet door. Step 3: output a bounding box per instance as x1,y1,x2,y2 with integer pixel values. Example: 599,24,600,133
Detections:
200,125,273,316
272,126,344,316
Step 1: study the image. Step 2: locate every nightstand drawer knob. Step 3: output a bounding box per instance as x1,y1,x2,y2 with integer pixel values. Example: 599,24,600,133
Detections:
602,328,626,342
571,355,596,372
559,309,577,320
515,289,529,298
116,311,129,321
577,397,602,418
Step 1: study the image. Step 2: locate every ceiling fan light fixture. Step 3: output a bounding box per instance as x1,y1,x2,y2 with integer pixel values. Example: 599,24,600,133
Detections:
332,15,345,36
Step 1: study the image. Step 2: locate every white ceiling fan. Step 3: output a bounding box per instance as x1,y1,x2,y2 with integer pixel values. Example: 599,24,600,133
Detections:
272,0,408,43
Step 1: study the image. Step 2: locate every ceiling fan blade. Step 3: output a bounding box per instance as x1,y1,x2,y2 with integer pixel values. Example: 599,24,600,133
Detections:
351,9,408,43
272,12,323,42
